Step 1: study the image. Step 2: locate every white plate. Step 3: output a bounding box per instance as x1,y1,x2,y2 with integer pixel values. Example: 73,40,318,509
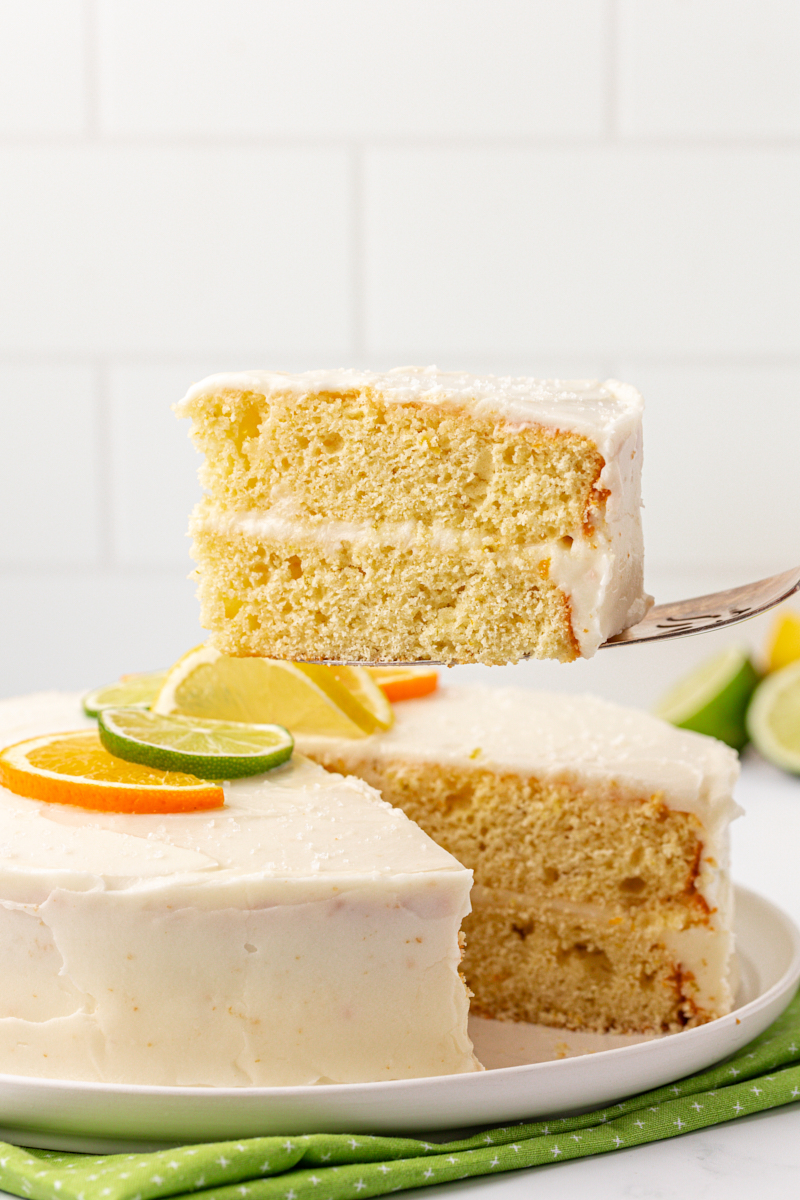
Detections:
1,885,798,1154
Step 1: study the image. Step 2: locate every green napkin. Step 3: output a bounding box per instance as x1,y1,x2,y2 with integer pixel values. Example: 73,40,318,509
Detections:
2,990,799,1200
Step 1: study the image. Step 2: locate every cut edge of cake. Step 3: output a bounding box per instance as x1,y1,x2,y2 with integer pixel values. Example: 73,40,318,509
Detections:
296,683,742,1035
177,367,650,665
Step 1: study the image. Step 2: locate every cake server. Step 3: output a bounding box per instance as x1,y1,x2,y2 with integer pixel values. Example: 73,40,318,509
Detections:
600,563,800,649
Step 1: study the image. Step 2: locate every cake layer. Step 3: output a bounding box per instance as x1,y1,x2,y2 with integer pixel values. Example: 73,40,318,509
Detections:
298,685,741,1033
191,521,579,664
177,368,649,662
462,893,730,1031
182,384,608,543
0,693,478,1086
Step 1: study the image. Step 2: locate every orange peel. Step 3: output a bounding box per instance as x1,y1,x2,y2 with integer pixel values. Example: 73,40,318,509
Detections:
0,730,224,814
367,667,439,703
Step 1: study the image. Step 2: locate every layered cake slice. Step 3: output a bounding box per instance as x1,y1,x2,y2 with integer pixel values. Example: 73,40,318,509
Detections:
177,367,649,665
0,693,478,1085
298,685,741,1034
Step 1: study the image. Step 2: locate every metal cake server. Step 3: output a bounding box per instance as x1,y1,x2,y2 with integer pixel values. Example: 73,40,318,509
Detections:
307,564,800,665
600,563,800,649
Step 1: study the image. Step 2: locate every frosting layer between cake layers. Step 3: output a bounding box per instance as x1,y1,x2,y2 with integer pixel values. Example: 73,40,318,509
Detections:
0,693,477,1086
179,368,649,658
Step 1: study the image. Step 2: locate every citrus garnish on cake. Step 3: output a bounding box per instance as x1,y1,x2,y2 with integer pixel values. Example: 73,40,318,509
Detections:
368,666,439,702
152,644,392,736
0,729,224,813
176,368,650,665
98,708,294,779
83,670,167,717
0,691,477,1086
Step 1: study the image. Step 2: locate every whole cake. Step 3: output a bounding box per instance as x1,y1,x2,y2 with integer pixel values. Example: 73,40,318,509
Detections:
177,368,649,665
298,684,741,1034
0,693,478,1085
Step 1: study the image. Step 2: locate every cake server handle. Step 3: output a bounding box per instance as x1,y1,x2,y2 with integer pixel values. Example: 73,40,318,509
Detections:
600,564,800,649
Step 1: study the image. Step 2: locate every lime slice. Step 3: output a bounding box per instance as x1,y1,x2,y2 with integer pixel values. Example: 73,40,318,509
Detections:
83,671,167,718
746,661,800,774
152,645,393,737
765,610,800,674
653,645,760,750
98,707,294,780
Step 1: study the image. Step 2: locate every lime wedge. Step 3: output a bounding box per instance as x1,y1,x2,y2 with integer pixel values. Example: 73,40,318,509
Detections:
746,661,800,774
152,646,393,737
83,671,167,718
653,645,760,750
98,707,294,780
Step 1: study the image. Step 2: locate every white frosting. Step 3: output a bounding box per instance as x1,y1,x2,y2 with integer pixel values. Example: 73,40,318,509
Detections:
0,693,478,1086
298,685,742,1017
177,367,643,455
179,368,649,655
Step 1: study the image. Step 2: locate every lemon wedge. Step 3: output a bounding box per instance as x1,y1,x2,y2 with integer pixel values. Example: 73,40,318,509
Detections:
152,646,393,737
765,610,800,674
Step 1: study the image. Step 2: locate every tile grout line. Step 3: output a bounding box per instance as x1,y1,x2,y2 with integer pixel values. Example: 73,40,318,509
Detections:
350,145,366,361
1,133,800,151
93,358,114,569
605,0,619,141
83,0,100,139
3,351,800,369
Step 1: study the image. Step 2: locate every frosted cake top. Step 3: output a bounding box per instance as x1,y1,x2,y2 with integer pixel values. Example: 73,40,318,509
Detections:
177,367,643,452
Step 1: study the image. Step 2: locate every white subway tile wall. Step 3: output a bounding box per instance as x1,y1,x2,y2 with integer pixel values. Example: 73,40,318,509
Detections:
1,1,798,699
0,1,87,136
619,0,800,138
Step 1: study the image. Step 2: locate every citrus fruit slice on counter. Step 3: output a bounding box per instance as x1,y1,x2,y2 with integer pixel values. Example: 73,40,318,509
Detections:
746,660,800,774
152,645,393,737
83,670,167,717
367,666,439,702
765,610,800,674
0,730,224,813
98,707,294,780
653,645,760,750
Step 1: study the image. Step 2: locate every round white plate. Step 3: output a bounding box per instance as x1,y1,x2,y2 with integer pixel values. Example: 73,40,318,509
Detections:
1,885,798,1154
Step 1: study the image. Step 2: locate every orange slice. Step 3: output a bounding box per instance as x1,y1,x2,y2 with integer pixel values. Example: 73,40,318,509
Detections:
367,667,439,703
0,730,224,814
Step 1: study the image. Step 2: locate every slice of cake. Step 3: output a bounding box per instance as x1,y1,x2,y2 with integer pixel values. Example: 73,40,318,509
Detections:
297,685,741,1034
0,693,478,1086
177,367,649,665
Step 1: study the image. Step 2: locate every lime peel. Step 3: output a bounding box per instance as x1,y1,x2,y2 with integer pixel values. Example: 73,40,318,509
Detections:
98,707,294,780
653,645,760,751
